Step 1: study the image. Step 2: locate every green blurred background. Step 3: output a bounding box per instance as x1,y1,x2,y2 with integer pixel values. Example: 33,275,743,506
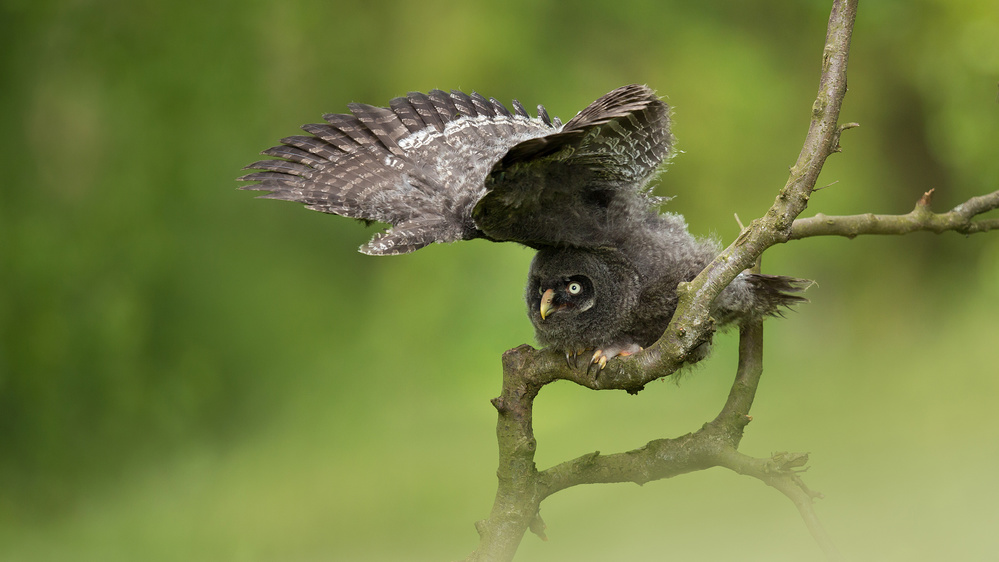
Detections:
2,0,998,560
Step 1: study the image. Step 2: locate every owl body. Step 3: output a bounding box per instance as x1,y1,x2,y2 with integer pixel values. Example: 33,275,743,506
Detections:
242,85,808,367
525,211,735,359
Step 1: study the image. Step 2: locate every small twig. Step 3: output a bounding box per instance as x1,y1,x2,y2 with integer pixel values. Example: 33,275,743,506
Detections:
813,180,839,192
831,122,860,152
918,188,936,207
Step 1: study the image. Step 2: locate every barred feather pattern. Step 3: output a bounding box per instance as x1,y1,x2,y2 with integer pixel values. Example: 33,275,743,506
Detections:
241,90,558,254
472,84,674,248
557,83,672,182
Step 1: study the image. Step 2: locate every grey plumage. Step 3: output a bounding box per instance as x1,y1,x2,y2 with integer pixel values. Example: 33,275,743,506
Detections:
241,85,809,368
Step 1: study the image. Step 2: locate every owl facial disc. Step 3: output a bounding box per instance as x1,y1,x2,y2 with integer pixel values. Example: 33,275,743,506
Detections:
537,278,596,320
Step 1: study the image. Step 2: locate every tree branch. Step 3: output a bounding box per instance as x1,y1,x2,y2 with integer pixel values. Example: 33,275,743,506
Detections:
538,317,765,498
791,188,999,239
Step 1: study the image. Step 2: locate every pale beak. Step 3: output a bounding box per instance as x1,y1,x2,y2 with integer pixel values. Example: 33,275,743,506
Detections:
539,288,555,320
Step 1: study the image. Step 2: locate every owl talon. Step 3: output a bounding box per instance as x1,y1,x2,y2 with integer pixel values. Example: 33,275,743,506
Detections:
589,350,609,370
563,347,591,370
586,344,643,376
583,349,608,377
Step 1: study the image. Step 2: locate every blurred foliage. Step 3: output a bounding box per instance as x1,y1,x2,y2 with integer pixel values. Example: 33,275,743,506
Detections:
1,0,997,560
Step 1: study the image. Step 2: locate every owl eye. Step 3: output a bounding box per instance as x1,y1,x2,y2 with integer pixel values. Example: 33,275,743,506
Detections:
567,282,583,295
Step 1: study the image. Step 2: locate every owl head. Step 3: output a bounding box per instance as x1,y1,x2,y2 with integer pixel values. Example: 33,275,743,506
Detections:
526,247,641,350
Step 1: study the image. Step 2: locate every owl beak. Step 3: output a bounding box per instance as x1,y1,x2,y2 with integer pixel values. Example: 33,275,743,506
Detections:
539,289,556,320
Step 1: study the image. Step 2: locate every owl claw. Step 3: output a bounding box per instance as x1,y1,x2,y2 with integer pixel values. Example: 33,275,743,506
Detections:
584,350,607,377
586,344,643,376
564,347,590,369
567,345,640,375
590,350,608,370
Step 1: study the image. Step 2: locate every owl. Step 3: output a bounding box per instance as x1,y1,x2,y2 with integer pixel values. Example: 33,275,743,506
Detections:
240,85,808,370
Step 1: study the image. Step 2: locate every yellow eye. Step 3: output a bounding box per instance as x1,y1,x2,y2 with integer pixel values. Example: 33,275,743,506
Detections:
567,282,582,295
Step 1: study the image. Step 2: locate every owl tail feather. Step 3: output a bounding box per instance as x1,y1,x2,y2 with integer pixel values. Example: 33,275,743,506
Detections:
713,272,813,327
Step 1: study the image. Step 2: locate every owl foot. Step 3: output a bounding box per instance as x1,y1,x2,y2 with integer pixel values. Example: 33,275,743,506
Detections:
587,344,643,376
564,347,590,369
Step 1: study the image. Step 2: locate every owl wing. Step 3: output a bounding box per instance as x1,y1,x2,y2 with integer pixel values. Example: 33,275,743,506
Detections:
240,90,559,255
472,84,673,249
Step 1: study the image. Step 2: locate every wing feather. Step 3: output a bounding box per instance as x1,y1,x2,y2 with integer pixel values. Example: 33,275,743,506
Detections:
407,91,447,133
241,89,557,253
388,97,425,133
261,145,326,167
347,103,410,156
511,99,530,118
278,135,341,161
241,85,672,253
472,84,673,248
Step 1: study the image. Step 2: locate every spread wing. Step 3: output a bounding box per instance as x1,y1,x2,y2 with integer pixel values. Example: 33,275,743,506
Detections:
240,90,559,255
472,84,673,249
